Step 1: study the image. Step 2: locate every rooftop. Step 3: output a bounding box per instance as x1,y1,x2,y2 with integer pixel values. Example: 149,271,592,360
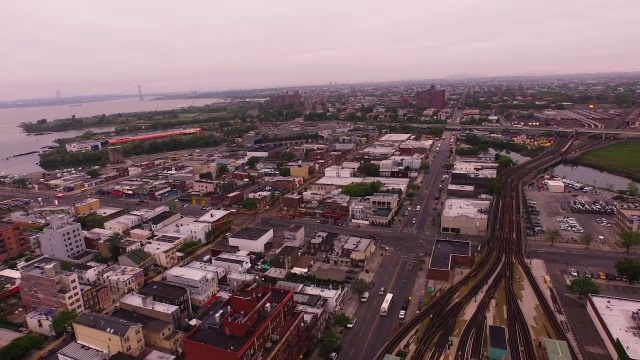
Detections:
213,253,250,265
488,325,507,350
442,198,490,219
139,281,187,299
544,338,572,360
58,341,107,360
285,224,304,232
379,134,412,141
197,210,230,223
429,239,471,270
119,248,152,265
230,227,273,241
589,294,640,359
144,211,179,226
165,266,210,281
75,312,140,337
120,293,179,314
315,176,363,186
111,309,170,334
101,265,141,281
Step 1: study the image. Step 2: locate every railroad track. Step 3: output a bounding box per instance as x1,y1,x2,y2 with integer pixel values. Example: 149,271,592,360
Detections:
375,136,614,360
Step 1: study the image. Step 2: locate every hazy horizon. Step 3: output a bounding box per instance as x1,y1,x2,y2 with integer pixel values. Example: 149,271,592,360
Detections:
2,0,639,100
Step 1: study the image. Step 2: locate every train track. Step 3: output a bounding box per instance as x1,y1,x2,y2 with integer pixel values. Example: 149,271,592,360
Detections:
375,136,613,360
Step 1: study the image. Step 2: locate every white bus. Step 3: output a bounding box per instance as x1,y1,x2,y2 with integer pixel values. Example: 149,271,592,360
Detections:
380,293,393,315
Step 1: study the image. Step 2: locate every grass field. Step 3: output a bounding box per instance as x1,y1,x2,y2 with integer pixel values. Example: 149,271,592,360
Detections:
577,141,640,182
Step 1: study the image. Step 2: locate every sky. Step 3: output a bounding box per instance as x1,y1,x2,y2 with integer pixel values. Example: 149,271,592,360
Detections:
1,0,639,100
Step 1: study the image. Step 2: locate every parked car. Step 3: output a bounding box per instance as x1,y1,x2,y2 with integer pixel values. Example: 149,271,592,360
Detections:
347,318,356,328
398,310,406,319
569,268,578,277
379,287,385,295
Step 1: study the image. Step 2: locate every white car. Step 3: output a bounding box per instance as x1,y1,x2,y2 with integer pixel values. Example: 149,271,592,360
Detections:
416,206,421,211
399,310,406,319
347,318,356,328
569,268,578,277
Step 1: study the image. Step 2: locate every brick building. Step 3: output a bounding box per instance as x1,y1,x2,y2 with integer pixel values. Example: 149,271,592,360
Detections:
0,221,32,262
416,85,446,109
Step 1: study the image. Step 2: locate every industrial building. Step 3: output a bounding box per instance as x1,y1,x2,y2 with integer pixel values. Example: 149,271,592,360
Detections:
544,180,565,193
440,199,490,236
587,294,640,360
426,239,472,282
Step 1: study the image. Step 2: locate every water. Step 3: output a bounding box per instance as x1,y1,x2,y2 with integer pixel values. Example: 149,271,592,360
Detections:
488,149,532,163
552,163,639,191
0,97,223,175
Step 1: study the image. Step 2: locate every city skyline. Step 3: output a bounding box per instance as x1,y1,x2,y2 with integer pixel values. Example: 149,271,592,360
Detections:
2,0,640,100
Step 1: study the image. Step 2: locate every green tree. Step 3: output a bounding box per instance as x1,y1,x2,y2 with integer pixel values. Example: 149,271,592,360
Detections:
246,156,261,170
75,212,106,230
60,261,74,272
579,233,593,249
180,240,201,254
199,171,213,180
567,276,600,299
420,163,430,171
443,163,454,171
217,164,229,177
334,312,351,328
85,168,101,178
357,163,380,176
106,233,124,262
615,258,640,284
545,229,561,246
0,334,46,360
11,178,28,189
241,198,258,210
318,330,340,359
619,230,640,252
279,167,291,176
52,310,78,337
351,278,370,297
279,151,296,161
497,155,515,171
485,178,501,195
627,182,640,197
341,181,383,197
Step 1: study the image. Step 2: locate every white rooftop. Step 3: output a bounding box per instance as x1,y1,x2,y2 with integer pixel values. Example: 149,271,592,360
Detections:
379,134,412,141
448,184,475,191
443,199,490,219
165,266,208,281
300,285,342,299
155,216,198,234
197,210,230,223
315,176,363,186
101,265,141,281
589,295,640,359
120,293,179,314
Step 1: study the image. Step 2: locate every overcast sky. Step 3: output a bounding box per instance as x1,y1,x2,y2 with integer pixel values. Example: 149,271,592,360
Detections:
2,0,639,100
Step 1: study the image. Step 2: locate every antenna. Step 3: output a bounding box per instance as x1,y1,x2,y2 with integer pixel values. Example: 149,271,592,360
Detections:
56,90,61,101
138,85,143,101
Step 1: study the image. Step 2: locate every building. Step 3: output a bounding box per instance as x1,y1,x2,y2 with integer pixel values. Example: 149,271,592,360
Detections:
97,265,145,296
488,325,508,360
268,245,299,270
183,284,307,360
277,282,345,313
119,293,181,328
288,162,316,179
142,211,181,232
416,85,446,109
81,283,113,312
57,341,108,360
65,140,105,153
283,225,305,247
73,312,145,356
73,198,101,215
271,90,302,110
193,180,219,193
616,208,640,232
196,210,232,232
211,253,251,274
75,262,107,285
446,184,479,198
164,267,217,307
108,146,125,164
228,227,273,253
104,214,142,234
426,239,472,282
118,249,156,277
111,309,183,354
440,199,490,236
39,215,86,260
543,338,573,360
544,180,565,193
0,221,32,262
25,308,56,336
308,231,339,256
0,268,21,298
19,260,84,312
143,239,181,269
587,294,640,360
138,281,191,316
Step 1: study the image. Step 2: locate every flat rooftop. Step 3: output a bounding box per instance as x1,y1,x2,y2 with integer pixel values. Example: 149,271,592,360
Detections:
139,281,187,299
144,211,179,225
187,287,289,352
589,294,640,359
230,227,272,241
58,341,107,360
488,325,507,350
315,176,363,186
429,239,471,270
120,293,179,314
197,210,230,223
379,134,412,141
442,198,490,219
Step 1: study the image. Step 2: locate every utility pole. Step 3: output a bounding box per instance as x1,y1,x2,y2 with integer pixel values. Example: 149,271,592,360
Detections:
56,90,61,101
138,85,143,101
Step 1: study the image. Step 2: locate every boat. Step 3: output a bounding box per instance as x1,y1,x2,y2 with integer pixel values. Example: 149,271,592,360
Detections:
70,104,82,107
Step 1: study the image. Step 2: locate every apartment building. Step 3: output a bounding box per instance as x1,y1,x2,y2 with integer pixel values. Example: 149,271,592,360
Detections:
0,221,32,262
73,312,145,356
19,260,84,312
39,215,87,260
97,265,144,296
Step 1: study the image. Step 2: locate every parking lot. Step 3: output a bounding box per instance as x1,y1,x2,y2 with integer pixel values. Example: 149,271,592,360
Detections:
525,190,621,250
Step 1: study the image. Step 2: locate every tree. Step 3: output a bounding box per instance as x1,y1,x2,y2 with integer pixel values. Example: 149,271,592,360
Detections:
627,182,640,197
318,330,340,359
579,233,593,249
443,163,454,171
357,163,380,177
217,164,229,177
352,278,369,297
615,258,640,284
246,156,261,170
567,276,600,299
106,233,124,262
85,168,101,178
75,212,106,230
180,240,200,254
199,171,213,180
0,334,46,360
619,230,640,252
485,178,501,195
60,261,74,272
341,181,383,197
241,198,258,210
52,310,77,337
11,178,28,189
496,155,515,171
545,229,562,246
279,151,296,161
420,163,430,171
334,312,351,328
279,167,291,176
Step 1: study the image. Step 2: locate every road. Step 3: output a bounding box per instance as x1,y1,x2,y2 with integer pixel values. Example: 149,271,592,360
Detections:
339,249,419,360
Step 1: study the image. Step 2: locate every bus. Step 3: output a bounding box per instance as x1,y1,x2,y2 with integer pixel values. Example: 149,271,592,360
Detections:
380,293,393,315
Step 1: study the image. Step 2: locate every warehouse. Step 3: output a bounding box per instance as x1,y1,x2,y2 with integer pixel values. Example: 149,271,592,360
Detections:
440,199,490,236
544,180,565,193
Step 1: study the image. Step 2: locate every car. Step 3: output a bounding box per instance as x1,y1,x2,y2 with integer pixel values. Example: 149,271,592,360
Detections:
398,310,406,319
329,353,338,360
529,201,537,205
182,204,189,208
407,206,412,211
404,211,409,216
569,268,578,277
347,318,356,328
598,272,606,280
379,287,385,295
416,206,421,211
614,274,622,281
412,218,416,224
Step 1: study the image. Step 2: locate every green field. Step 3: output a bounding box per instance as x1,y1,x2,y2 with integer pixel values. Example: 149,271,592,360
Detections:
577,141,640,182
